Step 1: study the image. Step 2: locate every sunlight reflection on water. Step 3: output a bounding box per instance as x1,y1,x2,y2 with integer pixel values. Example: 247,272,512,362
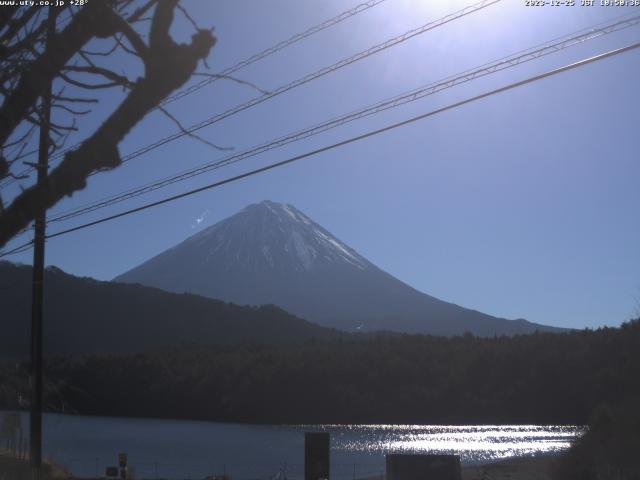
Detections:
322,424,584,463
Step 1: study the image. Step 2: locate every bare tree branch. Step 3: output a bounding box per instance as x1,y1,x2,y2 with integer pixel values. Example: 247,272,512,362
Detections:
0,7,38,45
112,32,143,58
52,104,92,116
111,18,149,59
159,106,232,152
0,1,121,148
0,0,216,247
177,3,200,31
193,72,271,95
62,65,136,88
59,72,128,91
52,95,99,104
127,0,158,22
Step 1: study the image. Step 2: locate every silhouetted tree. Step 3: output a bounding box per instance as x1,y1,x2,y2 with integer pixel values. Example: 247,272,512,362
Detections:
554,396,640,480
0,0,216,248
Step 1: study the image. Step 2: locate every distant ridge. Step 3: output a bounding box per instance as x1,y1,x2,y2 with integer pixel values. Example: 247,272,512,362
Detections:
115,200,563,336
0,261,340,357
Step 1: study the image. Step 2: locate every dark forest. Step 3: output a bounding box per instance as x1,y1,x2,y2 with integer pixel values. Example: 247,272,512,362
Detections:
2,319,638,426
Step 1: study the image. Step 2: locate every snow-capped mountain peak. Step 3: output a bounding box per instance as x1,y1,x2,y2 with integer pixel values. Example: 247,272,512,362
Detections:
186,200,368,272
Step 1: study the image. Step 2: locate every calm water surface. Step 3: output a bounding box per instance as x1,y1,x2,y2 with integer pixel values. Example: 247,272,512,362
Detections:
2,412,583,479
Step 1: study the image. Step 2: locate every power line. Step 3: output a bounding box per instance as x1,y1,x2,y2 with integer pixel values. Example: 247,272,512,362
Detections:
0,0,501,192
0,0,389,189
1,39,633,257
45,12,640,225
0,239,34,257
103,0,501,166
161,0,391,107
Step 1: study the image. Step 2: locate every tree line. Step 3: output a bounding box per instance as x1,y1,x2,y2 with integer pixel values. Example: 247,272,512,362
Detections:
1,319,638,426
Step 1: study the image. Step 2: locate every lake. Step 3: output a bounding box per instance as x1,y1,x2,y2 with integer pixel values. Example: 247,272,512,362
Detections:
1,412,583,479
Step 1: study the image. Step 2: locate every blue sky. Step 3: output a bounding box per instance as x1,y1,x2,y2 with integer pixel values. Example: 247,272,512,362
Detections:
3,0,640,329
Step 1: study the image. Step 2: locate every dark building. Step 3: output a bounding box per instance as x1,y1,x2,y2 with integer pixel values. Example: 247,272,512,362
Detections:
386,454,461,480
305,432,330,480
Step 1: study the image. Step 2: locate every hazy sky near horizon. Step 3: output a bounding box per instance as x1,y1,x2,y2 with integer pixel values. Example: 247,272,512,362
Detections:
3,0,639,329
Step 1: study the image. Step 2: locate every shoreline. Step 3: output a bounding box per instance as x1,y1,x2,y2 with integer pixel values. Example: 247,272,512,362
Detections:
0,408,585,429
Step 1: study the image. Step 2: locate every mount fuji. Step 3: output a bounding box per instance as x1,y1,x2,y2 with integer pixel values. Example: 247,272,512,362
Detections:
114,200,561,336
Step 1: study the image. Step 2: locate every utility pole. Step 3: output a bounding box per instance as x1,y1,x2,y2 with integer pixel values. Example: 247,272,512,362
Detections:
30,6,55,480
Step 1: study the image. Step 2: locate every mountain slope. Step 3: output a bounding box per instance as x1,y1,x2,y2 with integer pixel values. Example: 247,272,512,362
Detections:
115,200,561,336
0,261,340,357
